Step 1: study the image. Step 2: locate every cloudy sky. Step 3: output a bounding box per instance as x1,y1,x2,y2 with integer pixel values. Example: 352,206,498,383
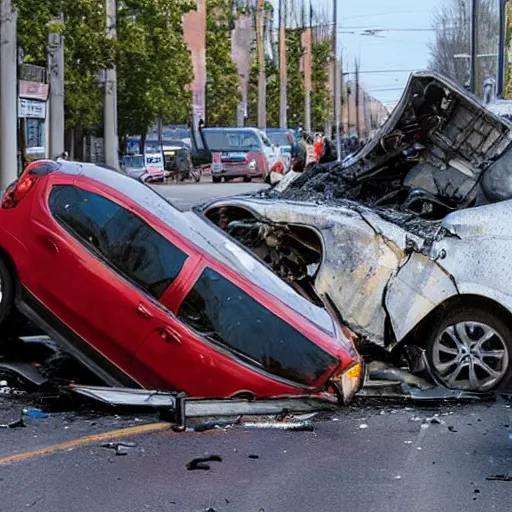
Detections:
271,0,450,108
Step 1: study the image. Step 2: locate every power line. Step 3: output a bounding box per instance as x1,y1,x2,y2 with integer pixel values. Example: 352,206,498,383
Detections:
343,69,417,75
339,9,431,22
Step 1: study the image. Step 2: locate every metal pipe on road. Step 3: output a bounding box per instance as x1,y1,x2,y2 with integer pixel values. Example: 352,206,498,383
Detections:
0,0,18,187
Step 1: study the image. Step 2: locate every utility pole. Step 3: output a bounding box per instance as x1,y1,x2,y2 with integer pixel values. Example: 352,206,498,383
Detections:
470,0,479,96
355,58,360,138
48,16,65,160
303,0,312,133
498,0,508,97
333,0,341,161
105,0,119,169
256,0,266,129
0,0,18,187
279,0,287,128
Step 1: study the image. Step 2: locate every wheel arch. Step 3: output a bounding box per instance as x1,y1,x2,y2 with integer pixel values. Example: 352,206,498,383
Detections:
398,294,512,350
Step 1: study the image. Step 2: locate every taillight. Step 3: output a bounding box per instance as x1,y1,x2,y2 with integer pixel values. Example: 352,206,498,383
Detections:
1,175,38,209
1,160,58,209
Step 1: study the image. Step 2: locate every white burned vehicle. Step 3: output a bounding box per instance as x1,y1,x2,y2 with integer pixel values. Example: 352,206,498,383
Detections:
202,72,512,393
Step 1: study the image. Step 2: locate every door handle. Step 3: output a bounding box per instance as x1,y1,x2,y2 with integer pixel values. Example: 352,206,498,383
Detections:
136,303,153,320
159,325,182,344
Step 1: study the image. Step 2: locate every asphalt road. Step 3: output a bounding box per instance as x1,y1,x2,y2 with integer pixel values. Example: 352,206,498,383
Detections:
1,398,512,512
2,180,512,511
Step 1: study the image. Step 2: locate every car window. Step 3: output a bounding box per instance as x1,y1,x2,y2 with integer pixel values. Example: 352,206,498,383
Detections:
49,185,187,299
260,132,272,147
177,267,337,386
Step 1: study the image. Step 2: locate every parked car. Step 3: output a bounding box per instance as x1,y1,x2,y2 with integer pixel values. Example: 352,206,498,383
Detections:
121,153,165,183
193,127,279,183
0,160,362,402
265,128,295,170
203,72,512,393
163,139,190,173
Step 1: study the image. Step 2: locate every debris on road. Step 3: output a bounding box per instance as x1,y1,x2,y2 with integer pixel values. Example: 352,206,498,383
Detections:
426,417,444,425
0,417,25,429
487,474,512,482
241,420,314,431
101,441,137,456
22,408,49,419
186,455,223,471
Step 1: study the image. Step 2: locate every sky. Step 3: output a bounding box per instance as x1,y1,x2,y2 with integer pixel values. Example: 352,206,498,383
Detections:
271,0,449,108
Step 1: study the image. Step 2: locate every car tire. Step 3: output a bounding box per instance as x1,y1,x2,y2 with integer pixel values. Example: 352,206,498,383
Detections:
425,306,512,392
212,176,222,183
0,257,18,346
243,177,252,183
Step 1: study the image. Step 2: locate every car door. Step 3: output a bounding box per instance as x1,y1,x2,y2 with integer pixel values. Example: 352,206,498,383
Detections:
25,180,191,386
134,263,339,398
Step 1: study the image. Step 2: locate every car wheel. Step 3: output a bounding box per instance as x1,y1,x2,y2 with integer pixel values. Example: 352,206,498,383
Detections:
425,306,512,391
212,176,222,183
243,177,252,183
0,257,17,345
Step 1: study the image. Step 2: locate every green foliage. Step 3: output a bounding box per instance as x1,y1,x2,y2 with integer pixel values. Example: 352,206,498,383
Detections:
205,0,241,126
117,0,195,138
247,56,279,127
63,1,115,130
16,0,194,135
286,29,304,128
311,40,331,132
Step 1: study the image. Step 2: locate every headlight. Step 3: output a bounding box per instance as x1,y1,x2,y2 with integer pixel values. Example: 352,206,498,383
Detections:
247,159,257,170
330,362,364,405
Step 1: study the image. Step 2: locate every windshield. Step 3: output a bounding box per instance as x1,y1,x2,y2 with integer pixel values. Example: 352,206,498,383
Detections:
123,156,144,169
203,130,262,152
267,131,292,147
260,132,273,147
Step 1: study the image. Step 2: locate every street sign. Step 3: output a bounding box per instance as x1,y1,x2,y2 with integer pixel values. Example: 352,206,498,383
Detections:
18,99,46,119
19,81,49,101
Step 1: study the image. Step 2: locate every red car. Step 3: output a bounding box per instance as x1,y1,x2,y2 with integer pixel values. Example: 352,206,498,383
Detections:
0,160,362,402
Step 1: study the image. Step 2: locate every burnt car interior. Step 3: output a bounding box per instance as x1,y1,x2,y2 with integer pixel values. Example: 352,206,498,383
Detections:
205,206,324,306
287,74,512,221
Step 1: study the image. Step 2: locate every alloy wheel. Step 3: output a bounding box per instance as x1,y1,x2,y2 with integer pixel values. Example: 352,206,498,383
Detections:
431,321,509,391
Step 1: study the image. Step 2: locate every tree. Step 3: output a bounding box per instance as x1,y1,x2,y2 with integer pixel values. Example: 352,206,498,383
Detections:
62,1,115,131
116,0,195,142
286,28,305,128
428,0,499,93
205,0,241,126
247,56,279,127
311,39,332,132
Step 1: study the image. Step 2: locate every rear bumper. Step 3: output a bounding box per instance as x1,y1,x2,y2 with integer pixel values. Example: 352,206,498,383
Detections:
212,168,264,178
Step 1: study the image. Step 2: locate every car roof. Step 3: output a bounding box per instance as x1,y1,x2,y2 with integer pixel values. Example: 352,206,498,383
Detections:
203,127,261,134
55,162,334,335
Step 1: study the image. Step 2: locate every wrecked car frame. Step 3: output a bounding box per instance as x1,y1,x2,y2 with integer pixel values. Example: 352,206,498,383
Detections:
202,72,512,393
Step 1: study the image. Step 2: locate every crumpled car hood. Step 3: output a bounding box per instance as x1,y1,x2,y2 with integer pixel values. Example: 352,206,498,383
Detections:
283,71,512,216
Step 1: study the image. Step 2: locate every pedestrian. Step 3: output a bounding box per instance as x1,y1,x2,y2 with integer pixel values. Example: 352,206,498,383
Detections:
314,133,324,163
56,151,69,162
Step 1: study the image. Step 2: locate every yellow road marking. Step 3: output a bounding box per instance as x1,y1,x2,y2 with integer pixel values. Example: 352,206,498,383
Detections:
0,422,170,466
